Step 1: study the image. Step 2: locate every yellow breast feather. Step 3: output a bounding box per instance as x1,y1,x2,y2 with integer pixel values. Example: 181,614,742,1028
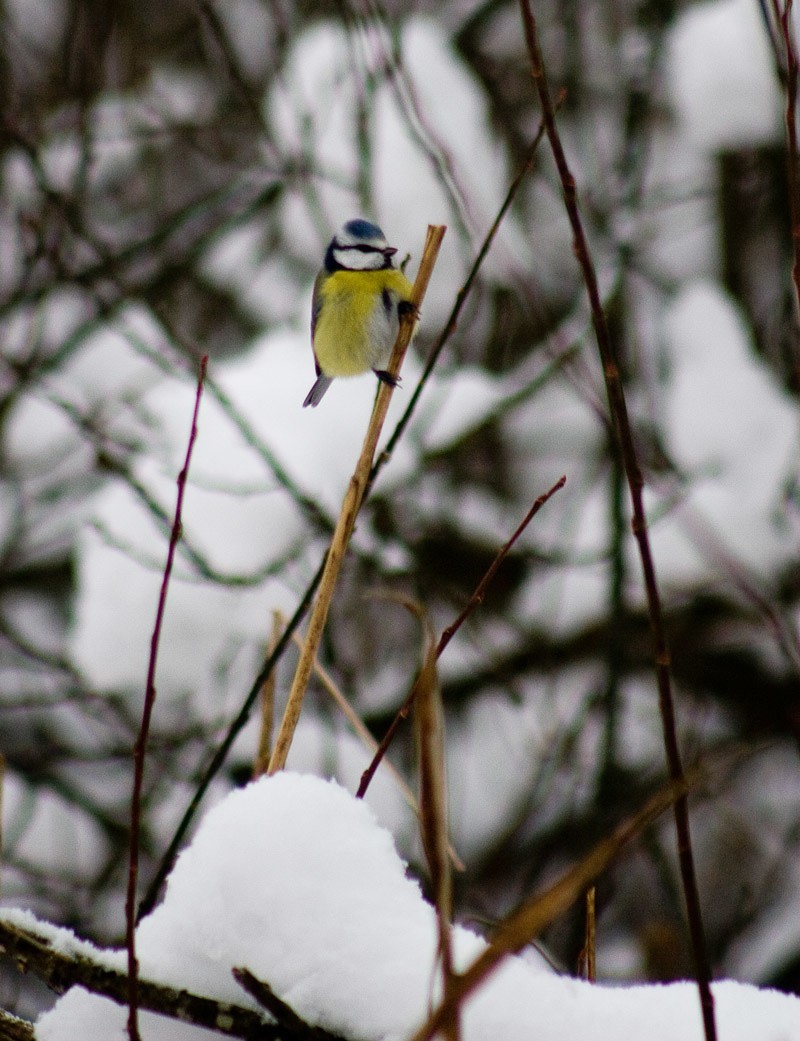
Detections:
313,269,414,378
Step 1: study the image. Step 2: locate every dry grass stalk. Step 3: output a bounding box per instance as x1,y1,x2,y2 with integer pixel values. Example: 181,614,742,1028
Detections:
252,612,282,778
413,613,459,1041
582,887,597,982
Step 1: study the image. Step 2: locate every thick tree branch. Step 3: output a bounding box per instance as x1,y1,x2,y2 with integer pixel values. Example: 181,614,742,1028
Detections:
0,916,345,1041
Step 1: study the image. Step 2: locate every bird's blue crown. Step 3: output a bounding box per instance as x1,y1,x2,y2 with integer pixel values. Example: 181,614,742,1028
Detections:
343,218,385,240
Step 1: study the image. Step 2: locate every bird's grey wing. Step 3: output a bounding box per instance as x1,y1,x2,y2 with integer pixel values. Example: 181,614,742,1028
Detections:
310,271,327,376
310,271,325,344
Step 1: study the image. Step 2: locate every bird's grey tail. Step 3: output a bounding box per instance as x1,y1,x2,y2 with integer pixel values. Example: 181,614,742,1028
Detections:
303,375,333,408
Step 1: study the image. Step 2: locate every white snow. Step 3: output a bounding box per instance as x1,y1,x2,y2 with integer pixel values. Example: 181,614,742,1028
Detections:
667,0,782,150
26,772,800,1041
1,779,108,879
647,281,798,584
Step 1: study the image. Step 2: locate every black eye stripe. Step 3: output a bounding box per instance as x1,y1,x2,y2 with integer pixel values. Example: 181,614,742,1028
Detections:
335,241,382,253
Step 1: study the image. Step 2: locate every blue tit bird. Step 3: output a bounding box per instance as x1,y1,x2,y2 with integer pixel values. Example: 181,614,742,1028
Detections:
303,218,416,408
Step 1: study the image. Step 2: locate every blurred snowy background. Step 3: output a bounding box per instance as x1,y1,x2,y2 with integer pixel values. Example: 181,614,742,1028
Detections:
1,0,800,1022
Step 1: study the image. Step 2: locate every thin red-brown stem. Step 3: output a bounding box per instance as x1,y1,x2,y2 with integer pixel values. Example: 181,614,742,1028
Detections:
357,475,565,799
780,0,800,317
125,356,208,1041
517,2,716,1038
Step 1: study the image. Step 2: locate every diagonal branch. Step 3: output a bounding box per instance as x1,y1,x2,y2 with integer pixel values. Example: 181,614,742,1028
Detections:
408,771,699,1041
0,915,342,1041
267,225,446,774
357,474,566,799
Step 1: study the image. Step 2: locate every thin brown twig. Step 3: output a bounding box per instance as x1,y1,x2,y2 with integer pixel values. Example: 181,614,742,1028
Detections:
267,225,446,775
439,476,566,652
125,356,208,1041
357,474,566,799
516,3,716,1039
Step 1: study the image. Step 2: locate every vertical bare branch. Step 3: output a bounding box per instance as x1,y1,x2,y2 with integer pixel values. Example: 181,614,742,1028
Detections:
126,356,208,1041
516,2,716,1037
